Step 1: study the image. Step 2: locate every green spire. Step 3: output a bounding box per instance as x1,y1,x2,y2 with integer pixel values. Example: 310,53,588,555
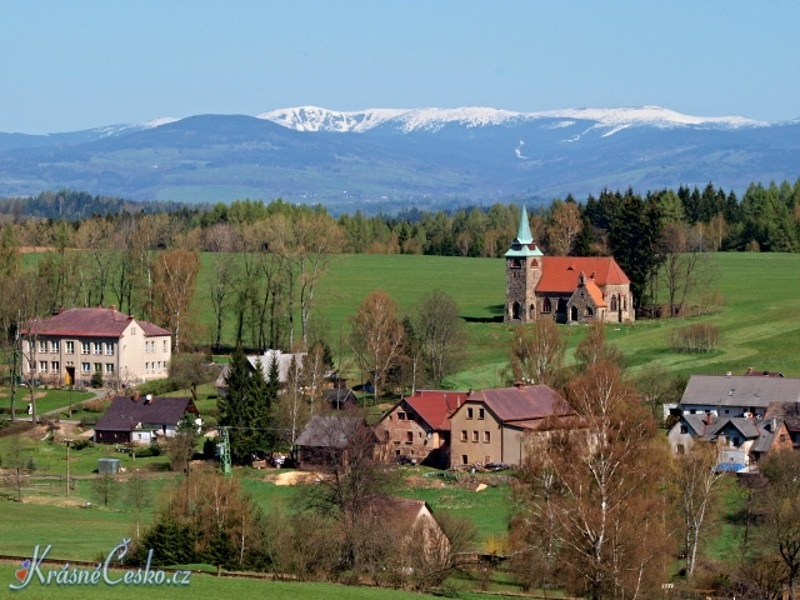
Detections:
515,206,533,245
505,205,543,257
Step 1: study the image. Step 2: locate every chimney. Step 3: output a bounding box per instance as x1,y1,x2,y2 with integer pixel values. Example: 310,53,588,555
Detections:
132,390,140,402
145,394,153,405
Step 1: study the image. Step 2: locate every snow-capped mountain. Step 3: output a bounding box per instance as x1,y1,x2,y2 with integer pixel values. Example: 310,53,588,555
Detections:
0,106,796,213
258,105,765,135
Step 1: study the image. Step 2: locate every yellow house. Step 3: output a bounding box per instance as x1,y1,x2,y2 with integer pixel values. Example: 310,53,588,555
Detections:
21,306,172,388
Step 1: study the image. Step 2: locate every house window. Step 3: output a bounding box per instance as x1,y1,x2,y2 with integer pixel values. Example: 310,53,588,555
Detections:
50,341,59,353
478,408,485,420
397,412,406,420
131,327,136,335
51,361,59,373
483,431,491,443
105,364,114,374
163,340,168,352
66,341,74,354
39,361,48,373
38,340,48,353
680,425,688,434
677,444,685,454
82,342,90,354
384,430,390,441
406,431,413,443
472,431,479,442
94,363,102,373
105,343,114,356
93,342,102,355
780,434,787,443
81,362,90,373
467,408,474,419
462,455,469,465
461,430,467,442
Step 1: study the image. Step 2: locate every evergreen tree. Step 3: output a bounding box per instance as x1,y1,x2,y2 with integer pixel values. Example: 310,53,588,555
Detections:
218,347,265,464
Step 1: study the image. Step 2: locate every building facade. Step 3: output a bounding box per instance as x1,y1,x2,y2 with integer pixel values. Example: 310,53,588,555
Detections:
505,207,635,324
21,306,172,388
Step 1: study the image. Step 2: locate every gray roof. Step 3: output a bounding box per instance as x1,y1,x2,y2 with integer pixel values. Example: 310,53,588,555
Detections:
295,415,364,448
95,395,195,432
705,417,761,440
680,375,800,409
215,349,306,389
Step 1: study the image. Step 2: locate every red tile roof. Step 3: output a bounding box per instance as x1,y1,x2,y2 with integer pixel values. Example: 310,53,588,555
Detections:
24,307,170,338
403,389,469,431
466,384,573,423
537,256,630,293
584,278,607,308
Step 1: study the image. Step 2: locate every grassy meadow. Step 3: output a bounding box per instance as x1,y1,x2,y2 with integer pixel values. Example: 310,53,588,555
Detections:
193,251,800,387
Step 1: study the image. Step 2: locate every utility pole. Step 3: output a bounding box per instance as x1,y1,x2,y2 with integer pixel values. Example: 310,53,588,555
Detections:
65,439,73,497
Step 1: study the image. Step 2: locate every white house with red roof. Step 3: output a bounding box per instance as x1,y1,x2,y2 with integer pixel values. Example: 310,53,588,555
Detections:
374,389,469,468
505,207,634,324
21,306,172,388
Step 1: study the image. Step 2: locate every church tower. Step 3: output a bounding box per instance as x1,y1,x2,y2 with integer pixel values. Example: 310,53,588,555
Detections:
505,206,543,323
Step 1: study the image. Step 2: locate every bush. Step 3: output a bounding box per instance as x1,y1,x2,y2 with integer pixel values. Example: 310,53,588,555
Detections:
669,323,720,353
72,438,92,451
90,371,104,388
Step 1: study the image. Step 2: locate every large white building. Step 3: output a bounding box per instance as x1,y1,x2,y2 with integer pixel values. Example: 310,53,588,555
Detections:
21,306,172,388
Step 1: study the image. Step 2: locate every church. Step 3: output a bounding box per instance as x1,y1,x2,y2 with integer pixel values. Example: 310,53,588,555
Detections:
505,207,635,324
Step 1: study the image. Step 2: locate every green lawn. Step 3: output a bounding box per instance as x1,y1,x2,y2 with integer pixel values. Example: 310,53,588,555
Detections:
0,562,444,600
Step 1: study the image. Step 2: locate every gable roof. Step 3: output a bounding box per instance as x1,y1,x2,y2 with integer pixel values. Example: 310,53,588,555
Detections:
95,395,196,432
536,256,630,294
401,389,469,431
295,415,366,448
680,375,800,409
580,276,608,308
23,306,170,338
464,384,572,423
215,349,306,389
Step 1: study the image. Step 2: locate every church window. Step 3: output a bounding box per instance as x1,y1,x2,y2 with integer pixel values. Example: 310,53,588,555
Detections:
530,259,538,268
610,295,618,311
542,298,552,313
586,307,594,317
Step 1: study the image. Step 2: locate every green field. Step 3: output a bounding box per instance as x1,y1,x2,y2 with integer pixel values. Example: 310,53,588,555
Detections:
0,562,442,600
193,252,800,387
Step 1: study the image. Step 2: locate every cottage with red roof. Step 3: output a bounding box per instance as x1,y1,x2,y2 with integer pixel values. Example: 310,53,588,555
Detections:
21,306,172,388
374,389,469,468
449,383,574,468
505,207,634,324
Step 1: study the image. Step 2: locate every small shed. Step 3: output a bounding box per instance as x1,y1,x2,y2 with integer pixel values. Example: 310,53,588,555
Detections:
98,458,120,474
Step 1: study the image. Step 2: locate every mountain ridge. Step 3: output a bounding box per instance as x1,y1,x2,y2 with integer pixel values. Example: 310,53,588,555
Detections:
0,106,797,214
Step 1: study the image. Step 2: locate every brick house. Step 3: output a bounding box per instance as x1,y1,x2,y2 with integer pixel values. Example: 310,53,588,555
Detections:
449,383,574,468
504,206,634,324
374,389,468,467
21,306,172,388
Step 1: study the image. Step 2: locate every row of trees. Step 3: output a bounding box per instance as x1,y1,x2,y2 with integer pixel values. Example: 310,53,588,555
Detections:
0,178,793,362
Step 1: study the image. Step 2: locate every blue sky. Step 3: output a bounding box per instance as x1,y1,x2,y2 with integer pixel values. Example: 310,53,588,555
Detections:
2,1,799,134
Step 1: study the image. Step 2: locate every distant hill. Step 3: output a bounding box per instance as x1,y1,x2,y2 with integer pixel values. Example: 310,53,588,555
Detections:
0,106,798,214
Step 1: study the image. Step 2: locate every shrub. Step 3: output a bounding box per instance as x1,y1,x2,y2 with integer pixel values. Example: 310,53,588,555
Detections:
669,323,720,353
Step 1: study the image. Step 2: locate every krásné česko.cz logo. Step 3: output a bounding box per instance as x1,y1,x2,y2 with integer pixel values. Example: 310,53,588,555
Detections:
9,539,191,591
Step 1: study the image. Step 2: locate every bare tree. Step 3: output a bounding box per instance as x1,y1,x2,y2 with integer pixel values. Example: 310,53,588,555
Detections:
151,248,200,353
349,290,406,402
508,318,565,387
546,200,583,256
512,360,671,600
411,289,466,387
673,442,724,579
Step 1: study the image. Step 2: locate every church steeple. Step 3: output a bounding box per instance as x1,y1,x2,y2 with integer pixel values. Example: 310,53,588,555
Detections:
515,206,533,245
505,206,543,257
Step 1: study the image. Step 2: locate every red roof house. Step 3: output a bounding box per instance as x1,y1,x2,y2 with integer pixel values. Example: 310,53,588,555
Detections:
374,390,469,468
